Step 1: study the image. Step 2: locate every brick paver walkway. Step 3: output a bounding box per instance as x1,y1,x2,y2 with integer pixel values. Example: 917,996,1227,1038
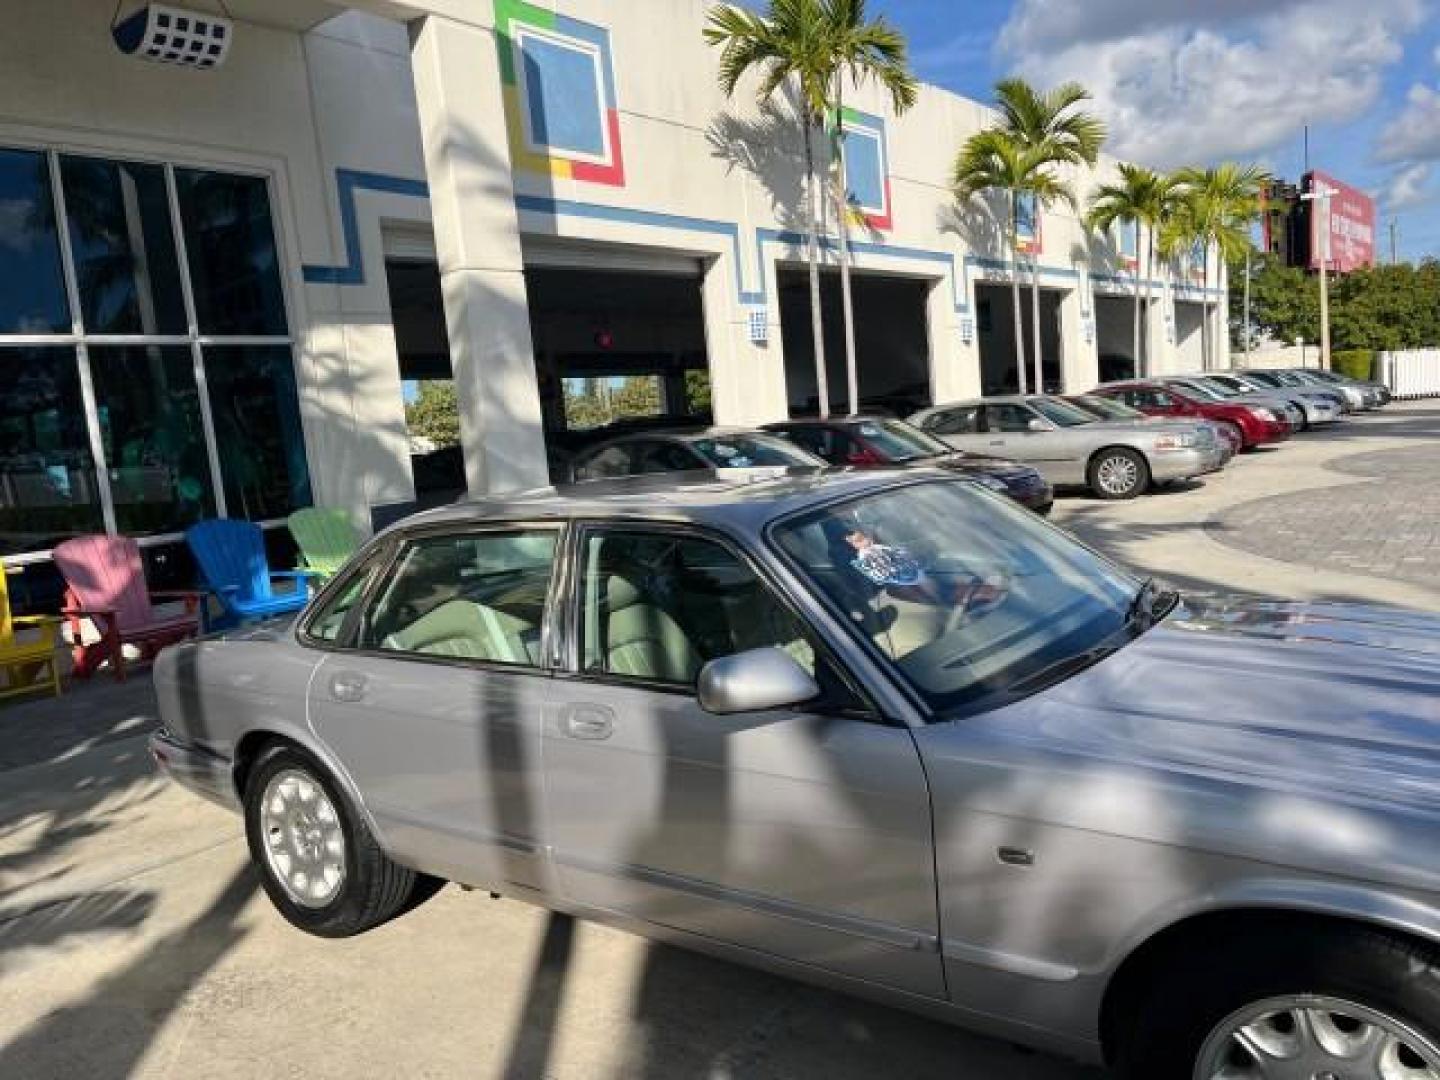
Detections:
1210,442,1440,587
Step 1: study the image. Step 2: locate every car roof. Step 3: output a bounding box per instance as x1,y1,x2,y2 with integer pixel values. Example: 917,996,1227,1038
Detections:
765,414,897,428
387,467,937,536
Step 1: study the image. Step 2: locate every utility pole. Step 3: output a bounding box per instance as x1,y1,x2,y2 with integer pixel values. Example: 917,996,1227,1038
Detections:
1243,247,1252,365
1390,218,1399,265
1301,184,1336,371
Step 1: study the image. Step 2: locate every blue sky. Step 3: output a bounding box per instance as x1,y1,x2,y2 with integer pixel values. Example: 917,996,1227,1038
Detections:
875,0,1440,260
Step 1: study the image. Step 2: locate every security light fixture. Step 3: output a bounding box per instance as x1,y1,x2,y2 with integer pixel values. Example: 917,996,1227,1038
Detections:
112,3,233,71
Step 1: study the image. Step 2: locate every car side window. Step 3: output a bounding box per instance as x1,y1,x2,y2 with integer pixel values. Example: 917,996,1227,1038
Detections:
575,444,633,481
1150,391,1175,408
578,528,818,687
924,407,978,436
634,441,698,474
304,549,386,645
986,403,1034,432
358,530,558,668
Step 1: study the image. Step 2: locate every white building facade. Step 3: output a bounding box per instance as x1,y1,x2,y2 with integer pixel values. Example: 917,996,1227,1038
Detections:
0,0,1226,598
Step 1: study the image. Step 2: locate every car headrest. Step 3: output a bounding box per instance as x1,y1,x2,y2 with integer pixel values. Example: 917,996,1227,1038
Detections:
604,574,644,610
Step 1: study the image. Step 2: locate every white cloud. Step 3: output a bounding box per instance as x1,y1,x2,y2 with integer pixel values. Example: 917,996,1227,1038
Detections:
1379,163,1433,209
1377,82,1440,163
998,0,1422,169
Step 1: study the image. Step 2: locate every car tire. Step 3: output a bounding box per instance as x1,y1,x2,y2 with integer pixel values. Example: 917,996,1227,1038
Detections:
1088,448,1149,500
1216,421,1245,452
244,743,420,938
1115,922,1440,1079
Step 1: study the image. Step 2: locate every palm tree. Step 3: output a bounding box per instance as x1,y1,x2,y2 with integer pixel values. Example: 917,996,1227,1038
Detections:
705,0,915,418
992,78,1106,393
1166,164,1269,370
825,0,917,416
953,132,1077,395
1085,164,1183,378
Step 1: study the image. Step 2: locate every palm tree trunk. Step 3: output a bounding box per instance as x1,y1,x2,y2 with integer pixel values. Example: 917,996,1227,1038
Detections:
1030,253,1044,393
803,118,830,418
1142,229,1156,379
1131,221,1141,380
1200,244,1211,371
834,82,859,416
1009,193,1028,395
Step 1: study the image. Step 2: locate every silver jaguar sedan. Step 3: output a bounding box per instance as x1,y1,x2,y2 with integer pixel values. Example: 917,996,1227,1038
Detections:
150,471,1440,1079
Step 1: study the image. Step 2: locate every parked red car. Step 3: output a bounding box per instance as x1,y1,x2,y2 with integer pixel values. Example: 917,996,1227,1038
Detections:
1091,381,1293,451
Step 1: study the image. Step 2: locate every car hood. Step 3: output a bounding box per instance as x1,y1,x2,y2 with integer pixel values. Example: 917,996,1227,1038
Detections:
1027,597,1440,813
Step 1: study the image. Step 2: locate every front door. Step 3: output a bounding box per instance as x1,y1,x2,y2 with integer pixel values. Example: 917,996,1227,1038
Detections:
309,526,561,893
542,525,944,998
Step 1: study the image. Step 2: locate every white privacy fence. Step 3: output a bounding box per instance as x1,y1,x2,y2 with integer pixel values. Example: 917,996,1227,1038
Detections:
1380,350,1440,399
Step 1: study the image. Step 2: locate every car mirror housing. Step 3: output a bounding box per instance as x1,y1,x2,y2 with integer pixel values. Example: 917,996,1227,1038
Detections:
697,646,820,715
1026,418,1051,433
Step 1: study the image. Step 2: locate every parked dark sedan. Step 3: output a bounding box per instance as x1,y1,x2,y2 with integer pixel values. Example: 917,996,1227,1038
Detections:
763,415,1053,514
568,426,824,481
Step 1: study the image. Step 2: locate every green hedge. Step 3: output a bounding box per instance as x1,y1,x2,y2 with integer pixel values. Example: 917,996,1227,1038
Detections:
1331,349,1376,381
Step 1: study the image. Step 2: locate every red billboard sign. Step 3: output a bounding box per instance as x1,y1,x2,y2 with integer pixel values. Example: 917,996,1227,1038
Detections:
1305,171,1375,273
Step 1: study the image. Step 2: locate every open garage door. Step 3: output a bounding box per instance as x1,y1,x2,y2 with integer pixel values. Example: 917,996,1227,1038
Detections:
777,265,933,417
975,283,1064,395
524,247,710,479
1094,294,1140,382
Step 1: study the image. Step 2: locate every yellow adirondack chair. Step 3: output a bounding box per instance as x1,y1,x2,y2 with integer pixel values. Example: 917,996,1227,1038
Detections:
1,566,63,701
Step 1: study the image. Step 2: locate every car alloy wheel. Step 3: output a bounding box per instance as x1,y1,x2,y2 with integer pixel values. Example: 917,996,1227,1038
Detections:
1194,995,1440,1079
1091,449,1147,499
259,767,347,908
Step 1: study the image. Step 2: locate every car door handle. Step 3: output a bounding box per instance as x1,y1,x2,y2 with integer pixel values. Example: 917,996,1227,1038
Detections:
328,671,367,703
561,705,614,741
989,439,1006,446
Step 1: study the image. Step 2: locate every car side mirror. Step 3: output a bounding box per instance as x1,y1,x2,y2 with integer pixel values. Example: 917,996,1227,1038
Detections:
1026,418,1051,433
697,646,820,715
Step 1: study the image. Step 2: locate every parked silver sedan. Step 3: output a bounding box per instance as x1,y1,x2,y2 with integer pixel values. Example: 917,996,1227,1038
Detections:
909,394,1226,499
150,471,1440,1078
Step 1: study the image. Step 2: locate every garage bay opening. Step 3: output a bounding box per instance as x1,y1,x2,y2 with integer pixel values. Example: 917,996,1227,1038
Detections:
974,282,1065,395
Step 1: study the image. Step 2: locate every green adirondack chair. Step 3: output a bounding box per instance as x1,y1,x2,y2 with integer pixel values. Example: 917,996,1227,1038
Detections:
286,508,361,581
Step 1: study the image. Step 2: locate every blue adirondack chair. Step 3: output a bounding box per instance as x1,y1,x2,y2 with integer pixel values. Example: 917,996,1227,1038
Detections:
185,519,320,630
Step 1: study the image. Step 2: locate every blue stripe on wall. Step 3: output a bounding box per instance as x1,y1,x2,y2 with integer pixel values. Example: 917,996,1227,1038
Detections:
301,168,430,285
303,168,1225,306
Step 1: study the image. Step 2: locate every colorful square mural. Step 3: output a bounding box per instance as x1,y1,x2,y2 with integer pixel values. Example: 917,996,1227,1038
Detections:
495,0,625,186
1115,220,1138,268
836,107,892,231
1015,191,1042,255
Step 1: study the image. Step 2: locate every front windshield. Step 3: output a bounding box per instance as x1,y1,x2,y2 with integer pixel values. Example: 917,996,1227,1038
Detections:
1068,394,1143,420
772,480,1140,717
1173,380,1225,401
1031,397,1098,427
690,433,819,468
1244,371,1282,387
854,419,951,462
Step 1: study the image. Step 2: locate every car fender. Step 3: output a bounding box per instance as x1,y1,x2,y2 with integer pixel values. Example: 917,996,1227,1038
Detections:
1102,874,1440,979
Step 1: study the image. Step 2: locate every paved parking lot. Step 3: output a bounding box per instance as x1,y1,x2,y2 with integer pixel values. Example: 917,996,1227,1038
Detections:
2,402,1437,1080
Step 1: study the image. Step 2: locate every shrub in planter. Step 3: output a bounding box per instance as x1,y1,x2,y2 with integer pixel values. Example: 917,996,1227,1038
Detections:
1331,348,1376,381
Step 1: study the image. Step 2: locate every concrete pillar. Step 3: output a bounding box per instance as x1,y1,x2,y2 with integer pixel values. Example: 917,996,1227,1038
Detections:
928,274,979,404
409,15,547,494
702,253,789,425
1058,285,1095,393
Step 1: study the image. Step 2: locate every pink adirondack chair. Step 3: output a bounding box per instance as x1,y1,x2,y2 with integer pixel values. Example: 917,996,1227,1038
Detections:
51,535,205,681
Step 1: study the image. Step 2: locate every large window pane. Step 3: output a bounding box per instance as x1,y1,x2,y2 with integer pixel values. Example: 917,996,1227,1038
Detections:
203,344,310,519
174,169,287,335
0,149,70,335
89,345,214,534
0,347,102,555
61,156,186,335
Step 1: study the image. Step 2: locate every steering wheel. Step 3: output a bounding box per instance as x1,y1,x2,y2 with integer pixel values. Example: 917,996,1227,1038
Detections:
942,570,1011,636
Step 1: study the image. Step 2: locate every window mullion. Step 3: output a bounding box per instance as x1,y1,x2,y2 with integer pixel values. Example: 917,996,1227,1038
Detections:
48,150,117,535
165,162,228,518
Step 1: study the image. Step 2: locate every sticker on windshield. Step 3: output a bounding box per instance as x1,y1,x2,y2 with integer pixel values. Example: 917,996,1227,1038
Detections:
858,424,882,437
846,532,924,587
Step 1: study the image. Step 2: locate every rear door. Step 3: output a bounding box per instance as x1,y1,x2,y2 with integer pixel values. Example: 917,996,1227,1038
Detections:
540,523,945,997
308,525,562,892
